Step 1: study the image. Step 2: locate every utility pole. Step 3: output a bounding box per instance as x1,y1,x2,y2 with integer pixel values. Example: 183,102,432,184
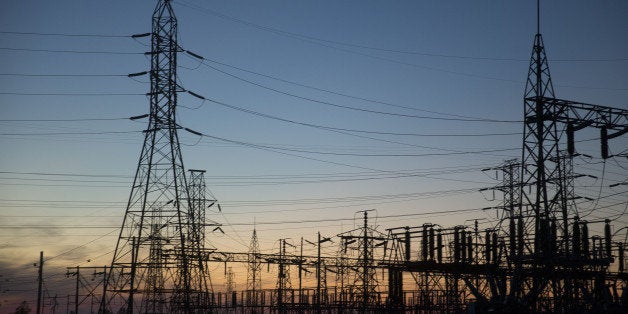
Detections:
65,266,80,314
36,251,43,314
299,237,303,304
74,266,79,314
101,266,107,313
362,211,368,312
277,239,284,310
315,232,331,313
338,210,385,312
316,232,321,313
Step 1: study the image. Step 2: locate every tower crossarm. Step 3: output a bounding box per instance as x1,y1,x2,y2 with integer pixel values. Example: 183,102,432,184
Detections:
525,96,628,131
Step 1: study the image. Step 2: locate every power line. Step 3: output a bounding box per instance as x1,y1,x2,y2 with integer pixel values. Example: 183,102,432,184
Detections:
0,121,517,157
0,117,130,122
0,131,141,136
193,132,515,182
196,60,521,123
0,171,130,178
0,165,482,179
0,207,486,229
0,73,126,77
188,54,502,121
0,92,144,96
0,187,485,210
192,130,520,157
176,1,628,63
178,6,628,91
43,229,119,263
0,30,130,38
183,129,516,185
190,93,520,137
0,47,143,55
0,168,481,187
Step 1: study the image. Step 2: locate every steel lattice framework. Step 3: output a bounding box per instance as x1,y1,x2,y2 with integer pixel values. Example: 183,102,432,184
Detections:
246,228,262,308
101,1,210,313
338,210,387,310
70,1,625,313
510,28,628,311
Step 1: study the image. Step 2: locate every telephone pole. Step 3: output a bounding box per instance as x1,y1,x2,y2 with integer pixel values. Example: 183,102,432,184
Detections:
36,251,43,314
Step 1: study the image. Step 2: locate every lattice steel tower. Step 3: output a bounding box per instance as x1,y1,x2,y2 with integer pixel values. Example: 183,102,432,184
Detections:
247,228,262,307
338,210,386,311
101,1,209,312
509,1,628,310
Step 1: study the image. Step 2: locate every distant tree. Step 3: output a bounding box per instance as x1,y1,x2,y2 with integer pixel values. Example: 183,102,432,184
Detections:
14,301,30,314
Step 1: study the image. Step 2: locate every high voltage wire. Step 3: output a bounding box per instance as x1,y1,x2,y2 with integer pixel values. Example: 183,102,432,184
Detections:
186,54,499,121
0,30,130,38
177,12,628,91
0,125,518,157
193,60,521,123
0,108,521,139
43,230,120,263
3,199,625,229
199,134,511,182
176,1,628,63
0,164,486,179
0,169,482,187
0,164,492,187
0,174,470,187
2,110,523,158
0,73,126,77
0,117,130,122
0,92,144,96
176,3,628,92
0,207,487,229
0,107,521,137
188,92,521,137
0,131,141,136
0,187,482,208
192,130,520,157
0,47,143,55
2,31,625,92
4,26,625,62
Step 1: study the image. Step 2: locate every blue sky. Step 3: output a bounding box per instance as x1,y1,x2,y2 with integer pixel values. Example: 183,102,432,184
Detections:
1,0,627,311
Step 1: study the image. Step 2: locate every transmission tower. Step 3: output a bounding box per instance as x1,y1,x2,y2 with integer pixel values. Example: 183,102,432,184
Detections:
101,1,209,312
509,1,628,310
246,227,262,308
275,239,294,311
338,210,386,311
187,169,216,304
188,170,207,250
519,10,558,262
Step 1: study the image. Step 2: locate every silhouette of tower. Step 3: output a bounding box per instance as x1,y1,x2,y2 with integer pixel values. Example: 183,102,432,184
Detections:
101,1,209,312
338,210,386,310
188,170,207,252
246,228,262,308
519,15,558,259
510,2,627,310
275,239,293,311
186,169,214,309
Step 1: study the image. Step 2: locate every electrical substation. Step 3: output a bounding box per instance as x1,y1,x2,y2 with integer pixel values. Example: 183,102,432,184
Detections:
12,0,627,313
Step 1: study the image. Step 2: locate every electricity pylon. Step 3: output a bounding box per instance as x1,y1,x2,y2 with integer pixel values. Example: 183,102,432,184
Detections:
338,210,387,311
247,228,262,308
101,1,209,312
510,1,627,310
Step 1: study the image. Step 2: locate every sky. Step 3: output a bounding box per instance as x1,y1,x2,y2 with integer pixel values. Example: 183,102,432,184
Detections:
0,0,627,312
